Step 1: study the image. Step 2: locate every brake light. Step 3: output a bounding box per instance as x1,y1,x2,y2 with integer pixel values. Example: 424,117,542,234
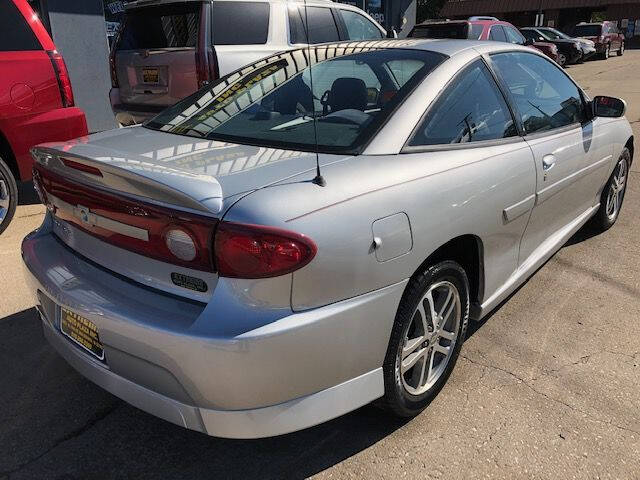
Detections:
34,165,217,272
214,222,317,278
47,50,74,108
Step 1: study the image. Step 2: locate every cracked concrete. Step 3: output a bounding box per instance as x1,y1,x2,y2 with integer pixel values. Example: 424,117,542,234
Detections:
0,51,639,480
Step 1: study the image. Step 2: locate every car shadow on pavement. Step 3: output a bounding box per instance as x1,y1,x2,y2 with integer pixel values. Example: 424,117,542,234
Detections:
0,307,411,480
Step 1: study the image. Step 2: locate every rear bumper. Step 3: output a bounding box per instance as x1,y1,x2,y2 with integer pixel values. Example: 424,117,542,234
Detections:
110,88,165,126
2,106,87,181
22,220,404,438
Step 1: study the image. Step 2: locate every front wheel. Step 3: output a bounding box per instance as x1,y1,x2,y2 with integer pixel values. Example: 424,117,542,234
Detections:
589,148,630,232
380,260,469,417
557,52,567,67
0,156,18,236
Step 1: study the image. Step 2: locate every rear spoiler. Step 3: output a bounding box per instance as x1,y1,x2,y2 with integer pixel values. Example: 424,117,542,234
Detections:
31,146,223,216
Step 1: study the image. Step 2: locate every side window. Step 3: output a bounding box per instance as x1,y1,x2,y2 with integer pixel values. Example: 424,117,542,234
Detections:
489,26,506,42
289,6,340,44
0,1,42,51
409,60,517,146
504,26,525,45
340,10,383,40
212,2,269,45
491,52,587,135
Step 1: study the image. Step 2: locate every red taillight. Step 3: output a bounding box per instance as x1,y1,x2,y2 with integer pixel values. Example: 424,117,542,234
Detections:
61,158,103,177
34,165,217,272
47,50,74,108
214,222,317,278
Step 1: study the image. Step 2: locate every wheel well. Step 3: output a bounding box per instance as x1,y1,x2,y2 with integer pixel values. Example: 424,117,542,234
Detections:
0,130,20,182
625,136,634,166
415,235,484,307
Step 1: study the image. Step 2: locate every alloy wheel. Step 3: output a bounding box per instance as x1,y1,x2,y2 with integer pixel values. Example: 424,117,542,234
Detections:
400,281,461,396
558,53,567,67
605,157,627,221
0,172,10,225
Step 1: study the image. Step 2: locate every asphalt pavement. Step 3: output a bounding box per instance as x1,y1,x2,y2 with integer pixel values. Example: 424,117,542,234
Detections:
1,50,639,480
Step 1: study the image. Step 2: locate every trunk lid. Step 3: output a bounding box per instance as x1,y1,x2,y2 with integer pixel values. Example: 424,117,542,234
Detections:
114,2,204,109
31,126,323,302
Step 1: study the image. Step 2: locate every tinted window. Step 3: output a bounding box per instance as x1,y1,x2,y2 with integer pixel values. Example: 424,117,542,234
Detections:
340,10,383,40
468,24,484,39
491,52,586,134
0,2,41,51
410,60,517,146
573,24,602,37
504,26,525,44
213,2,269,45
119,4,200,50
289,7,340,44
410,23,469,39
521,29,539,41
146,48,445,153
489,26,506,42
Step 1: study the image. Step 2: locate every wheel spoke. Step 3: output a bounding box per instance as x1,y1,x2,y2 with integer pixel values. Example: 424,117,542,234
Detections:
402,336,425,359
439,329,456,341
425,290,437,328
426,349,436,383
416,299,429,334
417,353,428,388
0,179,8,210
402,348,426,374
434,343,451,356
438,288,454,318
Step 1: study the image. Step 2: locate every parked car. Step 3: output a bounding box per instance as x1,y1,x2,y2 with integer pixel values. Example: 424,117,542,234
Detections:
109,0,386,126
533,26,596,62
0,0,88,235
572,21,624,59
25,39,632,439
520,27,583,66
409,17,560,64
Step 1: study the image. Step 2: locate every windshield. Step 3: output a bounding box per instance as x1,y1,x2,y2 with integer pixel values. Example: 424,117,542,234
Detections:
541,28,569,40
145,45,445,153
573,25,601,37
411,23,469,39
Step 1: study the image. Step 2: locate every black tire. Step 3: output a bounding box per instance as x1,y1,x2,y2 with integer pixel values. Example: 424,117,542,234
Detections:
380,260,469,417
0,156,18,236
588,148,630,232
618,41,624,56
601,44,610,60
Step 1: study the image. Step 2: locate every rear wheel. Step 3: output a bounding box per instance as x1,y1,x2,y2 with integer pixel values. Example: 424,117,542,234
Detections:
618,41,624,56
589,148,630,232
0,156,18,235
380,260,469,417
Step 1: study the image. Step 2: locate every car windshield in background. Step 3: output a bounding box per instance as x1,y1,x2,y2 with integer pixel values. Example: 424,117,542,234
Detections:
145,45,445,153
118,4,200,50
573,25,601,37
411,23,479,39
541,28,568,40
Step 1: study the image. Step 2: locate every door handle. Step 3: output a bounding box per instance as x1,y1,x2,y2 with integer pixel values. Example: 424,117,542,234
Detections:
542,154,556,171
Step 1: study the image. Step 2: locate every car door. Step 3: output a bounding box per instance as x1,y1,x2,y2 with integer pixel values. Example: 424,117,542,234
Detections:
490,51,612,265
403,59,536,301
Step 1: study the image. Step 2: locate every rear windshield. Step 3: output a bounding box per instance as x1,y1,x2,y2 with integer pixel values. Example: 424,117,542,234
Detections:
573,25,601,37
410,23,471,39
145,46,445,154
118,4,200,50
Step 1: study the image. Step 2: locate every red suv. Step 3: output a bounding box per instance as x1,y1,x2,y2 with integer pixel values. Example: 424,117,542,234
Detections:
572,21,624,59
410,17,560,64
0,0,88,234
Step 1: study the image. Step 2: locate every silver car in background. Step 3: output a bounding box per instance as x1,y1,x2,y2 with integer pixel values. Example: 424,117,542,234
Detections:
109,0,386,125
24,39,633,438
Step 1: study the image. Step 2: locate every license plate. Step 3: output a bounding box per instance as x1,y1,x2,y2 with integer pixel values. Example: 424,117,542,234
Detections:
60,308,105,361
142,67,159,84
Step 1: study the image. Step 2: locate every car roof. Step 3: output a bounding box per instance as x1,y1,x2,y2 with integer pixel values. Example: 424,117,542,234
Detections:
126,0,334,8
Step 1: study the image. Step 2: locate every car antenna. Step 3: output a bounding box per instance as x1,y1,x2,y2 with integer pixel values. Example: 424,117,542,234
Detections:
303,0,326,187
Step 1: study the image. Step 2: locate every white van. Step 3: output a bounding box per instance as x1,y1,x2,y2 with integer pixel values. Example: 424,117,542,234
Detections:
109,0,386,125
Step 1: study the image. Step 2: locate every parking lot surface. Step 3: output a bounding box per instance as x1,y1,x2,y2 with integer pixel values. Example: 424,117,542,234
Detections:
1,51,639,480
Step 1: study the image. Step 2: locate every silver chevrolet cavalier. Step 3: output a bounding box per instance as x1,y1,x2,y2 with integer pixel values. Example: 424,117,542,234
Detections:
23,39,633,438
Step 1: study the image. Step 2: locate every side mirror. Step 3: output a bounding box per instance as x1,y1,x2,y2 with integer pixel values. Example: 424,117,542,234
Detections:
592,95,626,118
524,38,535,46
